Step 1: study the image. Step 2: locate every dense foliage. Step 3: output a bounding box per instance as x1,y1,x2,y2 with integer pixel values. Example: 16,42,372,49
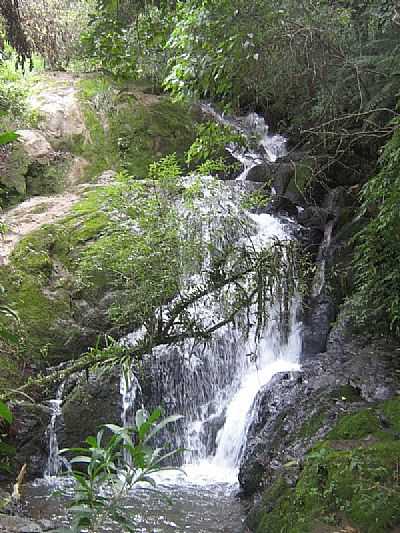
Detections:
18,0,92,69
77,0,400,338
353,118,400,337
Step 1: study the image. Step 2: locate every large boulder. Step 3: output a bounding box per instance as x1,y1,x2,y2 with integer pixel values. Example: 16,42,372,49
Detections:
16,130,54,163
239,323,399,499
11,402,50,481
59,367,124,451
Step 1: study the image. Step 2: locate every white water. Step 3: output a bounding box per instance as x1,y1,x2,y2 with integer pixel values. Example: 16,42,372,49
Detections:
202,104,287,180
180,219,301,485
45,382,66,478
118,113,301,489
121,209,302,488
44,109,301,499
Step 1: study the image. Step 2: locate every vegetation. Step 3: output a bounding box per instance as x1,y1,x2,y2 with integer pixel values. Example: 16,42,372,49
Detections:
253,399,400,533
60,408,182,533
352,118,400,337
0,1,399,531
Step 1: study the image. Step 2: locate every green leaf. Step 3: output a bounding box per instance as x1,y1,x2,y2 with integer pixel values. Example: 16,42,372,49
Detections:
0,402,12,424
70,456,92,464
0,131,19,146
144,414,183,443
0,327,18,344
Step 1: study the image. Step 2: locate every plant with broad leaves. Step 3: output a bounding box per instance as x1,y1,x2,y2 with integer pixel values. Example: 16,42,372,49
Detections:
58,408,183,533
0,131,18,145
0,400,14,474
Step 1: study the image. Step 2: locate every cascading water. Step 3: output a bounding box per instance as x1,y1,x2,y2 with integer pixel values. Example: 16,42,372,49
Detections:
117,109,302,492
45,382,66,478
34,109,302,531
202,104,288,180
156,218,299,485
121,192,302,488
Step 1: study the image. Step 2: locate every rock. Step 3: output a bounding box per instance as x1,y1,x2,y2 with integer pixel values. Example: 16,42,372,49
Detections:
246,154,319,209
238,321,399,498
297,205,330,230
0,144,30,196
37,519,56,531
301,293,336,356
0,514,43,532
96,169,117,185
12,403,51,480
60,367,123,451
16,130,54,163
29,84,87,143
0,489,11,512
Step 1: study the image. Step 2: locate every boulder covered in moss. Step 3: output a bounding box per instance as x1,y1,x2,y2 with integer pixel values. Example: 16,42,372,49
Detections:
240,317,400,532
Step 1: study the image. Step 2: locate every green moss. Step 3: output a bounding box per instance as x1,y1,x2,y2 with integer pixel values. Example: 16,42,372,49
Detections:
0,228,71,362
0,78,199,371
327,409,381,440
296,409,326,440
382,398,400,433
332,384,362,403
254,399,400,533
26,158,71,196
75,77,197,182
110,97,196,177
0,145,30,205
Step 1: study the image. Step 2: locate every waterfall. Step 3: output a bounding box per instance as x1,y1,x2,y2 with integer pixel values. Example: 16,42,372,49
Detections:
44,382,65,478
118,110,302,486
121,209,301,485
201,104,287,180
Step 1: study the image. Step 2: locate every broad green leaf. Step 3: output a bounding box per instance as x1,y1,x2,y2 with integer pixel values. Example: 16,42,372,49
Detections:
0,401,12,424
0,131,19,145
144,414,183,443
70,456,92,464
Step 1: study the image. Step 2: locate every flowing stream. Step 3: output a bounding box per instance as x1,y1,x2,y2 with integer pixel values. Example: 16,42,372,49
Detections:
24,111,302,532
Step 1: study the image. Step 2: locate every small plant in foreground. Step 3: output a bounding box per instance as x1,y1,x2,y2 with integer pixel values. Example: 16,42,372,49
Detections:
59,408,183,533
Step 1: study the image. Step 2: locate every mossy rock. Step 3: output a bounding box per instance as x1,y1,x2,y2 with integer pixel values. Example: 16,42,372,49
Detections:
0,144,30,204
25,157,71,196
252,398,400,533
75,77,197,181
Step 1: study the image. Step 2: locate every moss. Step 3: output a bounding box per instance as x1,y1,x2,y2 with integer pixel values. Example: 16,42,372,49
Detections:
0,144,30,205
254,399,400,533
0,78,199,372
75,77,197,182
331,385,362,403
382,398,400,433
0,224,75,362
26,158,71,196
296,409,326,440
327,409,381,440
110,97,196,177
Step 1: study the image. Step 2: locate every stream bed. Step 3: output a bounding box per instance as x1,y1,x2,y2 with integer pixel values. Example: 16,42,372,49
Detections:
23,470,246,532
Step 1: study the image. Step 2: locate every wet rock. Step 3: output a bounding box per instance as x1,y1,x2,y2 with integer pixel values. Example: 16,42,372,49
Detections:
239,321,399,498
60,367,123,450
0,489,11,513
246,154,319,210
297,205,330,230
302,293,336,356
12,403,51,480
0,514,43,532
